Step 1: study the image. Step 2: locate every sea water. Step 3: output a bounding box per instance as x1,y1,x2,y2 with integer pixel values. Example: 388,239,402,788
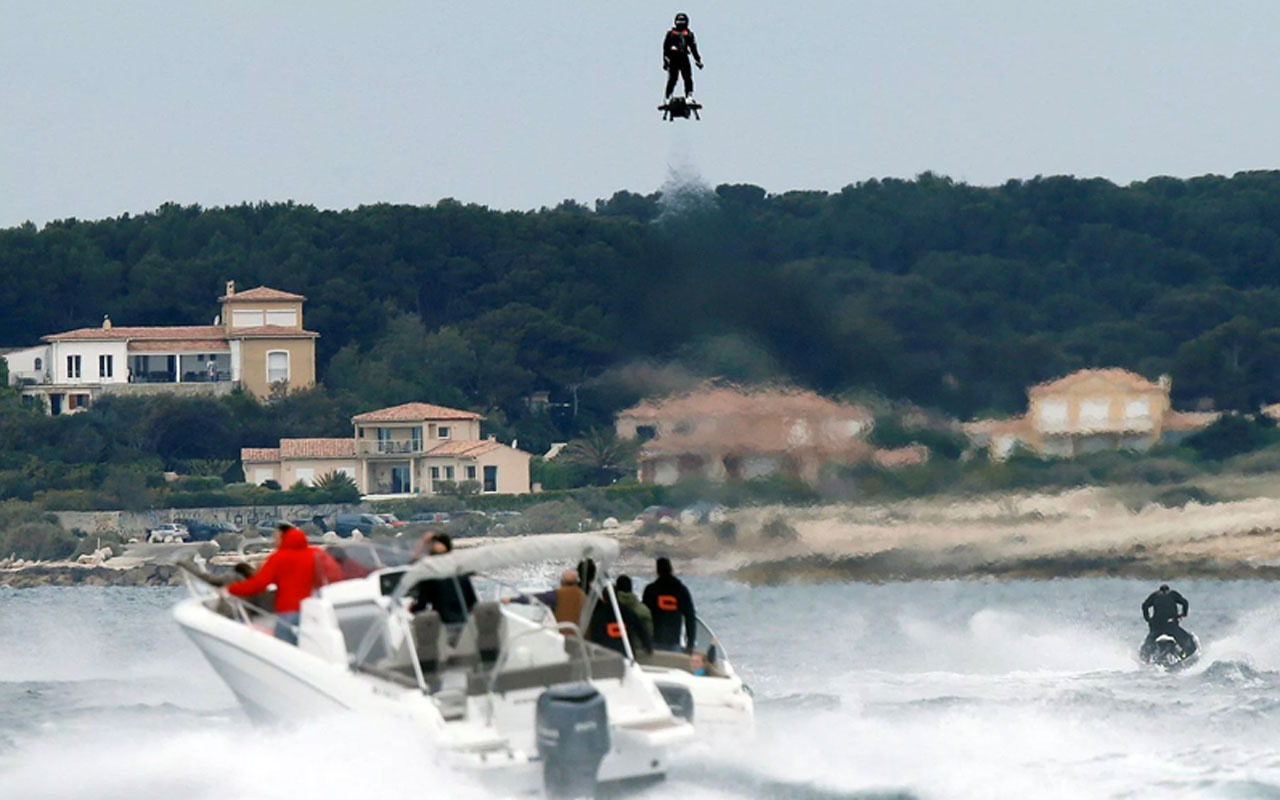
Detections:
4,578,1280,799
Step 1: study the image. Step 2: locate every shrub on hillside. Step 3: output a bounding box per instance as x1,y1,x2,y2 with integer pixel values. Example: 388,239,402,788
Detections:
1151,486,1219,508
760,516,797,541
0,521,77,561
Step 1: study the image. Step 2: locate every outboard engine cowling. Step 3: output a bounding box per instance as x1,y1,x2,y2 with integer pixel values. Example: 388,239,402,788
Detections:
656,681,694,722
536,683,610,799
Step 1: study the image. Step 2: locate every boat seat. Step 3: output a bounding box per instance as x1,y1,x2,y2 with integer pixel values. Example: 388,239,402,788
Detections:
411,610,448,675
471,601,505,665
638,648,725,677
466,639,625,696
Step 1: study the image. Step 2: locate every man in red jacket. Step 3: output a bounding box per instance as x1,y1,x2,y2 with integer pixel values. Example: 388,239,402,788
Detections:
226,523,341,644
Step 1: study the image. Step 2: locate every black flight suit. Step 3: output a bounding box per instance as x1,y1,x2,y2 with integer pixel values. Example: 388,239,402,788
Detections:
663,26,702,99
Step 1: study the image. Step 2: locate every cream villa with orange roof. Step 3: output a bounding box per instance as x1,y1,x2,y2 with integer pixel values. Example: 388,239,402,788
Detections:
242,401,531,497
4,281,316,414
616,385,877,485
964,368,1220,460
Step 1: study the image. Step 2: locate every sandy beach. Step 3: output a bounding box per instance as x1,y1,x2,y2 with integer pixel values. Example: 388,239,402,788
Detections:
622,481,1280,583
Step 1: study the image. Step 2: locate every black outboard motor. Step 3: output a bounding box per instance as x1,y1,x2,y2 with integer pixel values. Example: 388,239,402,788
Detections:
536,683,611,799
655,682,694,722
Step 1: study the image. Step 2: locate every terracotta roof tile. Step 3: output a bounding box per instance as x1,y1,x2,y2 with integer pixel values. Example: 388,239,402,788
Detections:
352,402,483,423
241,448,280,462
279,438,357,459
1162,410,1222,432
227,325,318,339
220,286,306,302
423,440,504,457
45,325,227,342
1029,368,1163,396
620,384,873,422
128,339,229,352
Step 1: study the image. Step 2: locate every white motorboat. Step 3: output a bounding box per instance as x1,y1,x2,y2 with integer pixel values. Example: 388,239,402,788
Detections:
633,616,754,738
174,534,696,797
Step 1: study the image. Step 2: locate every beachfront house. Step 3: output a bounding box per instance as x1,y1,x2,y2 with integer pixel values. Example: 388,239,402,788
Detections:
241,401,533,497
4,281,317,414
615,385,879,485
964,368,1219,460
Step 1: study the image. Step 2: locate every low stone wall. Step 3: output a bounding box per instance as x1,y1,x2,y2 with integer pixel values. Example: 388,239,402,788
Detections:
55,502,364,537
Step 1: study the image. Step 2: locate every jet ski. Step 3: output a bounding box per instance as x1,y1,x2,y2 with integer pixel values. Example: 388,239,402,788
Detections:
1140,630,1201,671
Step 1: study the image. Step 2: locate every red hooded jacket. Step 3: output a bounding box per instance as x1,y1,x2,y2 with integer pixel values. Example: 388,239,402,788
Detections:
227,527,342,614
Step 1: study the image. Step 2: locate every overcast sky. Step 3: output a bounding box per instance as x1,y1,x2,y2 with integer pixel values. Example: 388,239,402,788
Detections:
5,2,1280,228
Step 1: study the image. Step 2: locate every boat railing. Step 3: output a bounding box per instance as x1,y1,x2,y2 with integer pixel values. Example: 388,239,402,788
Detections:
693,614,731,667
179,566,304,642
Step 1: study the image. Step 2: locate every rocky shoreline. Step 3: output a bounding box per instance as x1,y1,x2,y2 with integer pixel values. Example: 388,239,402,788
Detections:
0,563,183,589
9,486,1280,587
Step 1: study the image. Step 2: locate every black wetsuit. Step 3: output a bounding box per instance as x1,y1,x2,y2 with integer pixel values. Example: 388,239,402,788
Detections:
1141,588,1196,657
663,26,701,98
642,574,696,651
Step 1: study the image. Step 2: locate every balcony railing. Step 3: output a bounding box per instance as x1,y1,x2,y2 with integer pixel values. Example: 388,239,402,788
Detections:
360,440,424,455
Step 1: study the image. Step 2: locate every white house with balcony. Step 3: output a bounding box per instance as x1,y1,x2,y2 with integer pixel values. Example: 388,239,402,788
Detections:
3,282,317,415
241,401,532,497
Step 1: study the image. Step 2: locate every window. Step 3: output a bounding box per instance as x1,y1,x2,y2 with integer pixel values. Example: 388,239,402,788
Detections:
466,466,477,480
445,466,455,480
33,357,42,371
264,309,298,327
266,351,289,384
429,466,440,486
437,426,451,439
1079,399,1110,425
98,354,113,379
1038,400,1067,426
66,355,81,379
1125,398,1150,419
412,427,423,451
231,309,265,327
377,428,392,453
483,465,497,492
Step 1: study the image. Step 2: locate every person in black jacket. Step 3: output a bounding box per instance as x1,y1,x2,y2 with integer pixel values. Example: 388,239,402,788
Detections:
642,556,697,652
587,588,654,657
1140,583,1196,659
663,12,703,102
409,532,477,626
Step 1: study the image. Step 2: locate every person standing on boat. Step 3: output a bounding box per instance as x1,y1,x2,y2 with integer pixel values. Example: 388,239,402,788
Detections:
224,523,341,645
409,532,477,625
503,568,588,634
643,557,697,653
614,574,653,642
1141,583,1196,659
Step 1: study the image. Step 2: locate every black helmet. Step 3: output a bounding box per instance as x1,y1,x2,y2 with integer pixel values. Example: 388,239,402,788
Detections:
674,13,689,28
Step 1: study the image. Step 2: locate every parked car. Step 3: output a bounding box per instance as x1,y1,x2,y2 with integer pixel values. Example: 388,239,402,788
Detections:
335,513,387,538
374,513,406,527
147,523,190,543
635,506,679,524
410,511,452,524
175,518,238,542
680,502,727,525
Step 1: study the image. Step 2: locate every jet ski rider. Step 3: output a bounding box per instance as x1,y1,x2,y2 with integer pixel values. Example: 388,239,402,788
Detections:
1141,583,1197,659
